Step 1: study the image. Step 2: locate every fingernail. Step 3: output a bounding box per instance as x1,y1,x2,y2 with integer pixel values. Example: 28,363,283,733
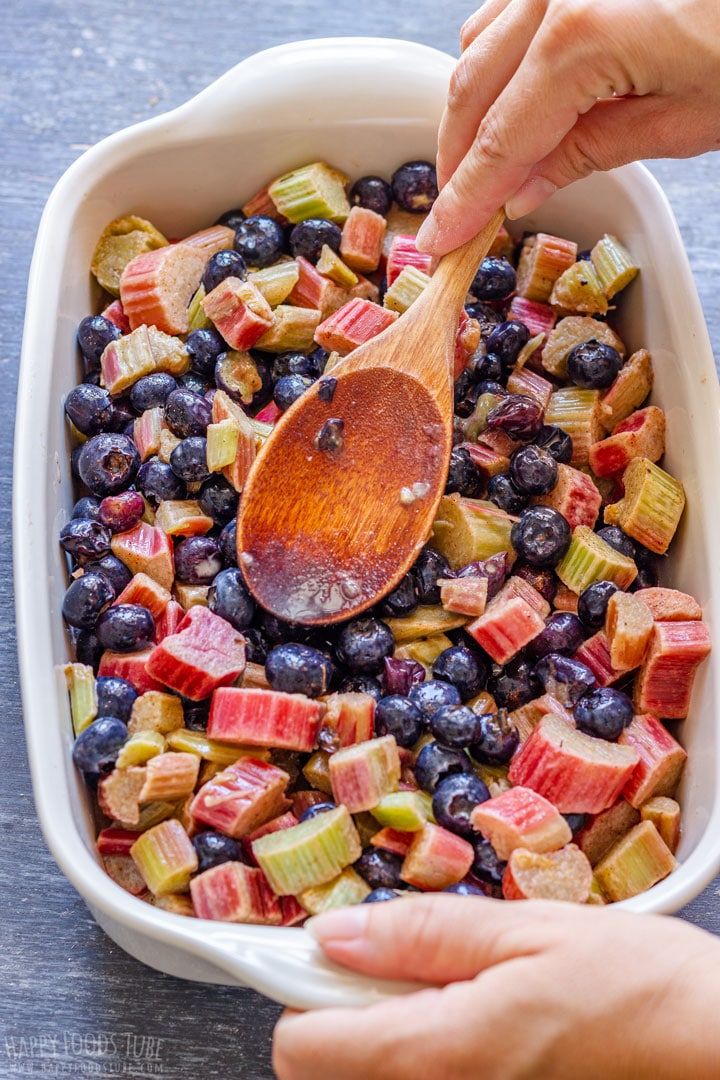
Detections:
505,176,558,220
415,214,439,253
305,905,369,944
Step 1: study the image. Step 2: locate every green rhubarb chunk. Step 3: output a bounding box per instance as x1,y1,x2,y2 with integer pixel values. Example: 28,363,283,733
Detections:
383,266,431,314
64,663,97,735
556,525,638,594
603,458,685,555
394,632,455,673
130,819,198,896
550,260,608,314
165,728,270,765
249,260,300,306
594,821,677,902
187,284,213,331
464,393,504,441
297,867,370,914
431,494,515,569
315,244,358,288
116,729,166,768
91,215,168,296
385,607,469,645
206,418,240,472
252,806,362,895
590,234,639,299
268,162,351,225
371,791,435,831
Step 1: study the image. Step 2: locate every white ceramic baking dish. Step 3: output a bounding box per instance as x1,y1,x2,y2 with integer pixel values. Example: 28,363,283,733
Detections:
14,37,720,1010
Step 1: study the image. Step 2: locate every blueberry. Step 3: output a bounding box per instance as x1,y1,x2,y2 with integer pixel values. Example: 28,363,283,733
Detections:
129,373,178,413
95,676,137,723
335,617,394,675
465,301,503,338
289,219,343,264
511,506,572,567
184,699,210,731
336,674,383,701
431,704,485,750
136,457,186,508
219,518,238,567
391,160,438,212
445,882,485,896
567,340,623,389
509,445,558,495
97,491,146,533
265,643,334,698
380,657,425,697
179,371,212,397
164,388,212,438
298,802,336,823
185,328,226,380
192,831,246,873
631,562,661,590
59,519,112,563
71,496,101,521
577,580,621,631
378,574,418,619
432,645,486,701
273,374,313,411
432,773,491,838
410,547,451,605
261,611,317,645
83,554,133,596
487,656,540,710
170,437,211,483
469,710,519,764
574,687,634,740
485,320,530,368
233,215,285,268
374,695,424,748
271,350,324,384
486,472,528,514
75,630,104,671
72,716,128,780
95,604,155,652
487,395,544,441
470,257,516,301
64,384,115,436
198,475,239,526
409,679,462,722
174,536,222,585
468,350,504,383
414,741,472,793
530,612,586,660
453,369,482,418
445,446,484,498
563,813,588,836
62,571,115,630
350,175,393,216
475,380,509,398
533,653,597,706
471,837,506,885
206,567,254,631
214,351,263,405
77,315,121,367
354,848,404,889
533,424,573,465
362,887,400,903
456,553,509,599
202,248,247,293
77,433,140,497
215,207,245,230
596,526,637,561
511,563,557,604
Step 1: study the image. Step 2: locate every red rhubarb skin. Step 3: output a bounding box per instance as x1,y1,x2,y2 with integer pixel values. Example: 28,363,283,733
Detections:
111,521,175,591
145,606,246,701
116,572,171,620
190,862,282,924
467,595,546,665
97,827,141,856
400,823,474,890
619,713,688,808
120,245,206,335
385,234,434,286
201,277,273,351
153,600,184,644
322,692,375,747
471,785,572,861
189,758,291,839
633,620,712,719
208,687,323,753
101,299,131,334
370,827,415,857
340,206,386,274
98,648,166,694
314,297,397,354
574,630,623,687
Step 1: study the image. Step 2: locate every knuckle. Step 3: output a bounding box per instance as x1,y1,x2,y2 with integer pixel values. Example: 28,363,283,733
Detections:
446,55,480,116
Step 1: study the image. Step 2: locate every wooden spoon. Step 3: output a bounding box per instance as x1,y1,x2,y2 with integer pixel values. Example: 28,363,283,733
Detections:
237,208,506,625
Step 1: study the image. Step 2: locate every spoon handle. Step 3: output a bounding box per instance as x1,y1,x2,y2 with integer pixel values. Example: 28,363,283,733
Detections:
424,207,507,310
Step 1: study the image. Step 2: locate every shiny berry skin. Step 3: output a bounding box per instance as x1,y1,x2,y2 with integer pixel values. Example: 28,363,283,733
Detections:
179,371,211,396
219,519,238,568
512,563,557,603
192,831,246,873
432,773,491,838
72,716,128,781
197,475,239,527
487,656,540,710
98,491,146,533
362,887,400,903
75,630,104,670
563,813,587,835
445,446,484,498
381,657,425,697
577,580,621,630
567,339,623,389
469,710,519,765
271,350,324,384
215,207,245,230
164,388,212,438
136,458,186,508
456,553,509,599
170,437,211,483
64,384,115,436
432,645,486,701
336,674,383,701
596,526,637,561
391,160,438,212
378,574,418,619
265,643,334,698
207,568,255,630
354,848,404,889
510,445,558,495
533,424,573,464
410,547,451,605
350,175,393,216
233,215,285,268
95,604,155,652
77,315,121,367
431,704,485,750
289,219,342,264
414,741,472,793
487,395,544,441
445,881,485,896
59,518,112,563
471,836,506,885
202,248,247,293
335,617,394,675
453,369,482,418
240,627,268,666
465,301,503,337
574,687,634,740
374,695,424,748
71,496,101,521
511,506,572,567
485,320,530,368
486,472,528,514
409,679,462,722
534,653,597,706
77,433,140,497
62,571,115,630
174,536,223,585
95,676,137,723
298,802,337,823
530,612,585,660
469,350,504,383
470,257,516,301
273,374,313,411
83,554,133,596
184,328,226,379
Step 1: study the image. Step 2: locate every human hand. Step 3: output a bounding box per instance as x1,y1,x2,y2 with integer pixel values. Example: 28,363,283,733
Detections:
416,0,720,254
273,894,720,1079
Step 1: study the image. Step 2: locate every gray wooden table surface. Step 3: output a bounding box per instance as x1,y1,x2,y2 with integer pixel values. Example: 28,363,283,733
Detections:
2,2,719,1077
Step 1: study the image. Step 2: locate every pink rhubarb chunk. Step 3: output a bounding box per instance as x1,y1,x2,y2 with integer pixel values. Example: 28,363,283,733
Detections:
120,244,206,335
145,605,246,700
98,647,165,694
400,822,474,890
619,713,688,808
190,861,281,924
208,687,324,752
189,758,291,838
470,786,572,861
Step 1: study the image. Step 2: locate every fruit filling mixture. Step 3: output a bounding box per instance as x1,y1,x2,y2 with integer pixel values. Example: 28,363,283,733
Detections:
61,158,710,920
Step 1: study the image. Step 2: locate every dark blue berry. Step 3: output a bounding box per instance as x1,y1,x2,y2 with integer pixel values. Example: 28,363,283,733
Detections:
233,215,285,268
202,248,247,292
179,371,212,396
129,372,178,412
59,519,112,563
574,687,634,740
164,388,212,438
577,580,621,630
471,836,506,885
136,457,186,508
64,384,115,436
336,674,383,701
95,676,137,723
289,219,343,264
335,617,394,675
184,700,210,731
354,848,404,889
72,716,128,780
471,257,516,301
215,208,245,230
487,395,544,441
271,350,324,384
75,630,104,670
431,704,484,749
71,496,101,521
170,437,211,482
470,710,519,765
465,301,503,338
567,340,622,389
273,374,313,411
198,475,239,526
456,553,509,599
487,656,540,710
445,882,485,895
414,741,472,793
350,176,393,216
378,574,418,619
265,643,334,698
454,369,483,418
409,679,462,722
77,433,140,497
410,547,451,605
214,351,262,404
374,695,424,748
432,772,491,838
533,424,573,464
192,831,246,873
185,328,226,380
391,160,438,212
174,536,222,585
298,802,336,823
62,571,115,630
486,472,528,514
77,315,121,367
469,350,504,383
510,445,558,495
512,563,557,603
83,554,133,596
445,446,484,497
432,645,486,701
95,604,155,652
381,657,425,697
534,653,597,706
596,526,637,561
563,813,588,836
219,518,238,567
362,887,400,903
485,320,530,368
530,612,585,660
511,506,572,567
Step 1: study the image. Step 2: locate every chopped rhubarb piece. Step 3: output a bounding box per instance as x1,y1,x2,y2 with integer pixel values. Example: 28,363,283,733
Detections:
179,224,235,255
348,274,380,302
370,826,415,857
190,757,290,838
340,206,386,273
139,751,200,803
190,861,281,924
280,895,308,926
103,854,148,896
98,648,165,694
454,309,481,378
292,788,334,819
589,405,665,477
466,593,545,665
508,713,640,814
371,790,433,831
245,811,299,844
603,458,685,555
476,426,521,458
128,690,184,734
255,305,321,352
400,822,474,890
154,499,213,538
640,796,681,854
431,493,515,569
506,295,557,339
470,785,572,860
619,713,687,808
101,325,156,395
111,522,174,591
155,893,196,916
201,276,273,350
63,662,97,735
634,588,703,622
146,326,191,377
98,766,146,826
502,843,593,902
322,691,375,747
145,605,246,701
605,590,653,671
506,366,554,411
97,826,141,857
116,572,171,621
101,298,131,334
242,182,289,223
532,463,602,531
633,620,711,719
287,256,348,318
575,798,641,866
594,820,676,901
440,575,488,617
298,867,372,913
600,348,653,432
154,600,185,643
314,297,398,355
494,575,551,618
115,729,165,768
120,244,205,335
541,315,625,380
552,584,579,613
254,400,281,425
516,233,579,303
385,233,435,286
208,687,323,752
130,818,198,896
252,805,361,896
461,441,510,479
210,390,257,493
573,630,624,687
509,693,573,743
328,735,401,813
133,407,164,461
